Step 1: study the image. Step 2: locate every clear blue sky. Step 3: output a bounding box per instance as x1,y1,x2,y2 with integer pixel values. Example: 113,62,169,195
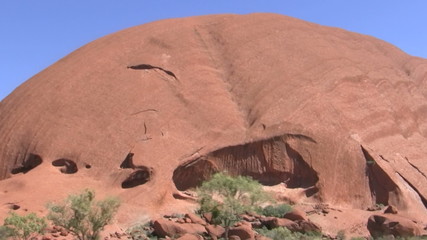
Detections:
1,1,427,101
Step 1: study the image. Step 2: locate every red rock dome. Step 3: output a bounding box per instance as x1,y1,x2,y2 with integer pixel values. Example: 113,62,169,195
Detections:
0,13,426,232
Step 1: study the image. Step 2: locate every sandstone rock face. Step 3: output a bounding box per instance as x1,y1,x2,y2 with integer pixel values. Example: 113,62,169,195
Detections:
0,13,426,224
367,214,422,237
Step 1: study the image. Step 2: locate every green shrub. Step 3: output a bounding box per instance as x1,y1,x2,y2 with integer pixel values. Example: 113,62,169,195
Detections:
336,230,346,240
0,225,13,240
126,222,156,240
260,204,292,218
197,172,271,239
47,189,120,240
1,212,46,240
257,227,324,240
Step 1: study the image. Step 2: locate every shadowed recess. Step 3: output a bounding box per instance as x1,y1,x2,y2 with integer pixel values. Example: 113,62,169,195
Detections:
362,146,400,205
52,158,78,174
120,153,135,169
127,64,177,79
11,154,43,174
173,158,218,191
173,135,319,191
121,166,152,189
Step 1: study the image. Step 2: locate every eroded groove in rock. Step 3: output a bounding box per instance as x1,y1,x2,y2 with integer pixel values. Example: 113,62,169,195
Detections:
11,154,42,174
52,159,78,174
127,64,177,79
362,146,399,205
130,109,158,116
121,166,152,189
173,135,319,191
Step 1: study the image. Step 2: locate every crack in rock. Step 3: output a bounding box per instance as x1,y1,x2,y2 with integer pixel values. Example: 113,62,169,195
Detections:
404,156,427,180
127,64,177,79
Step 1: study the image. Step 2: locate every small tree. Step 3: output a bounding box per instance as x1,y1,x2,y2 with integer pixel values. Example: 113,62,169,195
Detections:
197,172,270,239
47,189,120,240
1,212,46,240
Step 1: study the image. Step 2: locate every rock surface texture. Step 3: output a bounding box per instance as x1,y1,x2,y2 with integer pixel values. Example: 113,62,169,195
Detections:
0,13,426,234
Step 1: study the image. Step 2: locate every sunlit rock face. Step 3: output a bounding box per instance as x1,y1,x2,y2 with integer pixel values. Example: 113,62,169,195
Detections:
0,13,426,223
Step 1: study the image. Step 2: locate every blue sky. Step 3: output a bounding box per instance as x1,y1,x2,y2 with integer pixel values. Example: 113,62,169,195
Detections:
1,1,427,101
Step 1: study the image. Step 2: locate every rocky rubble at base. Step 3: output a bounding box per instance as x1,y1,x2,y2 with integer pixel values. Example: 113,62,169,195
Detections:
147,209,320,240
140,209,426,240
18,206,426,240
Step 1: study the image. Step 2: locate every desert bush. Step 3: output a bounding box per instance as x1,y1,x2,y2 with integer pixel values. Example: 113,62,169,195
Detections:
126,222,156,240
336,230,346,240
0,225,16,240
1,212,46,240
257,226,324,240
260,204,292,218
197,172,271,238
47,189,120,240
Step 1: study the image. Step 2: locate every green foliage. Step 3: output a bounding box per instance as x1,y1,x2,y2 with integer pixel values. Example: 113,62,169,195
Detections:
256,227,324,240
0,225,15,240
260,204,292,218
336,230,346,240
126,222,156,240
47,189,120,240
1,212,46,240
197,173,271,238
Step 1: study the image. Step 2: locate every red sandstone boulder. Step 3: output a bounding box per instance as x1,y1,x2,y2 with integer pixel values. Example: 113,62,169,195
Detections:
283,208,307,221
205,224,225,239
229,236,241,240
185,213,207,225
296,220,322,233
384,205,398,214
203,212,213,224
259,217,299,230
176,233,203,240
153,219,207,238
59,228,68,236
367,214,422,237
229,224,255,240
259,216,321,234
